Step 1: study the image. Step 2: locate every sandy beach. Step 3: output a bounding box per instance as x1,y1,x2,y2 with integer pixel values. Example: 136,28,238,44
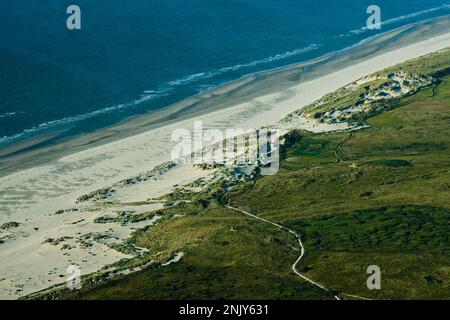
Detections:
1,17,450,299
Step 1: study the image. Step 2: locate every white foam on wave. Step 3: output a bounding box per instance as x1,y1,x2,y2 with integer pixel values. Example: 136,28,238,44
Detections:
158,44,320,88
0,93,161,145
216,44,320,72
0,112,17,118
339,4,450,38
166,72,207,86
0,44,320,146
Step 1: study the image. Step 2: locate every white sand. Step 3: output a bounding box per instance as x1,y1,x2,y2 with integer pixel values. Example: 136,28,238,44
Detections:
0,163,211,299
1,32,450,299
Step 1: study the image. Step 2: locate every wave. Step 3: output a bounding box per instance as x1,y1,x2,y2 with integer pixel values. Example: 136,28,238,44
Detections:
0,112,18,119
166,73,208,86
194,84,217,94
0,93,161,145
0,44,320,146
339,4,450,37
216,44,320,73
337,34,381,53
160,44,320,88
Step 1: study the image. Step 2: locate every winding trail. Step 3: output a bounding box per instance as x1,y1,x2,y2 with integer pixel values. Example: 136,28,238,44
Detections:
333,132,354,163
225,205,340,300
341,293,372,300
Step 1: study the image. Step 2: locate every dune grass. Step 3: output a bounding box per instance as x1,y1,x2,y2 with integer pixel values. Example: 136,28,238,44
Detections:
56,65,450,301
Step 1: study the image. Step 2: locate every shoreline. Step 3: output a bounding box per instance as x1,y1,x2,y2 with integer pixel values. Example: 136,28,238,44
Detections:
1,17,450,299
1,16,450,176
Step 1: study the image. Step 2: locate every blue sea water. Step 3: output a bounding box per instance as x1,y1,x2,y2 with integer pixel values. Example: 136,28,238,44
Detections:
0,0,449,147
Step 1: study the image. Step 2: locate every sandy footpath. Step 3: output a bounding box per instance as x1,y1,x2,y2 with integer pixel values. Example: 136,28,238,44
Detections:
1,27,450,299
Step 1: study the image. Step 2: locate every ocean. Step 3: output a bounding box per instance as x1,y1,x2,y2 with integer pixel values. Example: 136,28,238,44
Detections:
1,0,449,148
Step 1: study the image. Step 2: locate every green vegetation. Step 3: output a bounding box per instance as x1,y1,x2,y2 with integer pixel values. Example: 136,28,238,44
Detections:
55,204,330,300
45,52,450,300
0,221,20,230
383,48,450,76
290,206,450,254
365,159,413,167
301,78,391,116
294,49,450,126
94,210,157,225
224,74,450,299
